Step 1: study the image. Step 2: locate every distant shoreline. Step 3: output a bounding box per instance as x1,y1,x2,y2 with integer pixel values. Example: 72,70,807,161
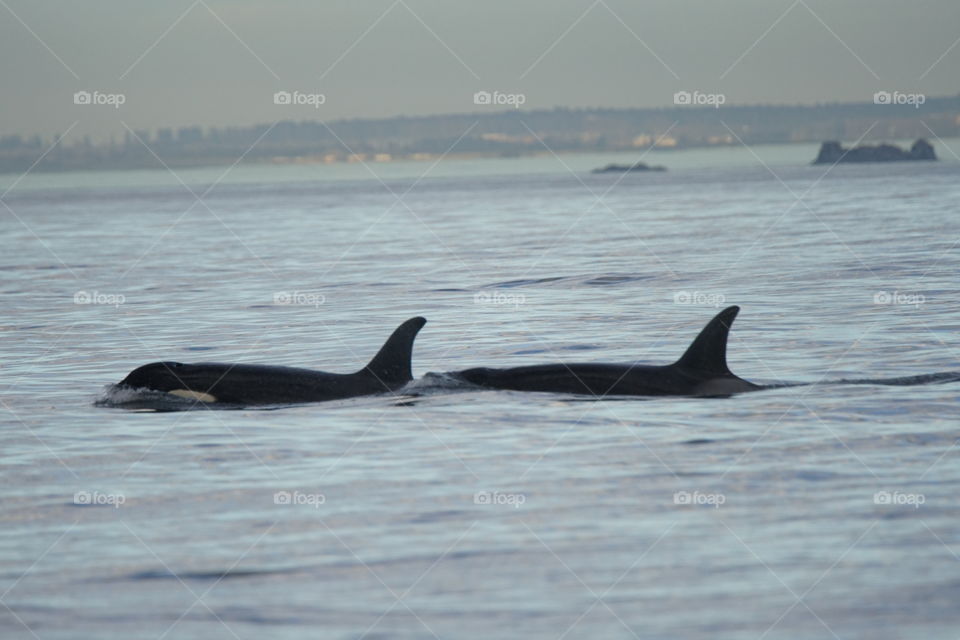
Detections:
4,139,957,194
1,138,955,179
3,94,959,176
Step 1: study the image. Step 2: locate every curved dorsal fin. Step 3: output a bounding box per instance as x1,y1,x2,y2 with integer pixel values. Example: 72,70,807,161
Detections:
673,306,740,376
361,317,427,383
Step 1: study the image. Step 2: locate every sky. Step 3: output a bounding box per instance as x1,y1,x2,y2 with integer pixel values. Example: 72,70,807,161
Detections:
2,0,958,141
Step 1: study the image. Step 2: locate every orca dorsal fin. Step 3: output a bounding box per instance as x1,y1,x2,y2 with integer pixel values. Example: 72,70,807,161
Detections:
361,317,427,383
673,306,740,376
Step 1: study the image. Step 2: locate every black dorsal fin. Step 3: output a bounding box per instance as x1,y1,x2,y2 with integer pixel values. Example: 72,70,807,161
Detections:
673,306,740,376
361,317,427,383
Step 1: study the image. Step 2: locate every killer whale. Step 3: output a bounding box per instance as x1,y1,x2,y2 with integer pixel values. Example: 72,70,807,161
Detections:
113,317,426,406
450,306,960,397
452,306,760,397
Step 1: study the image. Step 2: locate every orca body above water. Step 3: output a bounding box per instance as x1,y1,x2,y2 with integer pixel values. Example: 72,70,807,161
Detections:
450,306,960,398
452,306,759,397
113,317,426,406
104,308,960,409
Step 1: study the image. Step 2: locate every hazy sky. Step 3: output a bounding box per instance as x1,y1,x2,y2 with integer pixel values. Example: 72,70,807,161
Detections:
2,0,958,140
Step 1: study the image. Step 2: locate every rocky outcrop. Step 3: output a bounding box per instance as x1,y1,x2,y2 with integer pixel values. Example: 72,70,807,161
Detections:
813,138,936,164
592,162,666,173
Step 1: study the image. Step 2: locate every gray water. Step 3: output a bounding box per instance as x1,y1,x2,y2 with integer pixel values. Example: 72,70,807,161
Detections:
2,146,960,639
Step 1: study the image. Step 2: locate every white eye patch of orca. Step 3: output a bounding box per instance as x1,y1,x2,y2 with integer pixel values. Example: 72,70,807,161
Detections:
168,389,218,403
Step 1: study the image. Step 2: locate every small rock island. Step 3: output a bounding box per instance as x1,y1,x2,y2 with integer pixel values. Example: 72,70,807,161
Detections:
592,161,666,174
813,138,936,164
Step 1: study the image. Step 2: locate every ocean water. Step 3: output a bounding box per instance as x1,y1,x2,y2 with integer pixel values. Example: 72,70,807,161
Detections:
2,144,960,639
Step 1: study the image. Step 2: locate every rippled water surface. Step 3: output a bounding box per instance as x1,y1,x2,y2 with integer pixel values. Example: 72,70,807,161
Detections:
2,146,960,639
